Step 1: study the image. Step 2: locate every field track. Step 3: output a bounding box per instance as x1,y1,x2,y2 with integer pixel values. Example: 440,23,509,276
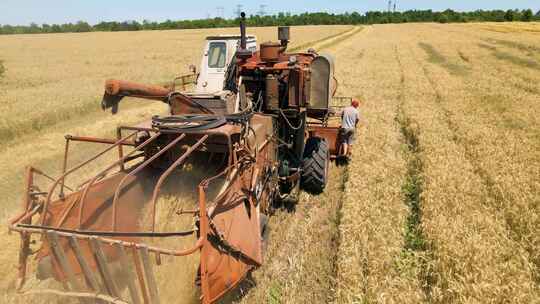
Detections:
1,22,540,303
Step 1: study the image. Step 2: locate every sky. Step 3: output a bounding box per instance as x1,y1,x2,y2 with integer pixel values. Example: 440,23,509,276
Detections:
1,0,539,26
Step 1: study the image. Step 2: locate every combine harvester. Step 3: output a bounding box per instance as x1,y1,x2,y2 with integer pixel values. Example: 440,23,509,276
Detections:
9,13,349,303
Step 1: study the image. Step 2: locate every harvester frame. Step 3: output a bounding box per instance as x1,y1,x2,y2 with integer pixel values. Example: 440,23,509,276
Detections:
9,12,349,304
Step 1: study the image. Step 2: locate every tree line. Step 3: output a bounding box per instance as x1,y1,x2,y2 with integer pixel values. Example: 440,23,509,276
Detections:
1,9,539,35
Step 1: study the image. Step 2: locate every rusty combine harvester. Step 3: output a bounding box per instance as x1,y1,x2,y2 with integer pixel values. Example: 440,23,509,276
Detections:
9,13,348,304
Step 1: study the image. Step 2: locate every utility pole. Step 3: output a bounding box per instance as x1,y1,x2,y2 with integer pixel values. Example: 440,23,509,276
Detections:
216,6,224,18
393,1,397,12
235,4,243,18
388,0,392,12
257,4,267,16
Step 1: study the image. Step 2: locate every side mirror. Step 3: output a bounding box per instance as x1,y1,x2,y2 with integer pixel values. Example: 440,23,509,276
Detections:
189,64,197,74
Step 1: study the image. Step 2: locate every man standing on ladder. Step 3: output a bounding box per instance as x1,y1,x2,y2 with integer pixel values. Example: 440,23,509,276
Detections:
340,98,360,158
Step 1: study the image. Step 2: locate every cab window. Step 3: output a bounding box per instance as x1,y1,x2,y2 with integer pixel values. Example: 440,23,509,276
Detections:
208,42,226,68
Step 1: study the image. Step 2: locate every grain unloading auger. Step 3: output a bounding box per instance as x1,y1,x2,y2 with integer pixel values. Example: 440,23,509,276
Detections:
9,13,350,304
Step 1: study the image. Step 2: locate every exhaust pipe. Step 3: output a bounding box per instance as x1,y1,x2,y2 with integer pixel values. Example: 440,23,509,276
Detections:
237,12,252,59
240,12,247,50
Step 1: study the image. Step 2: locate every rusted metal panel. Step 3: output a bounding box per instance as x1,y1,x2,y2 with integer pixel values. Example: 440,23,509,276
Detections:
89,237,121,297
265,75,279,110
113,242,141,304
46,231,88,303
288,70,300,107
308,125,341,156
131,247,150,304
200,162,264,303
139,246,160,304
309,54,334,110
260,42,282,62
68,235,101,293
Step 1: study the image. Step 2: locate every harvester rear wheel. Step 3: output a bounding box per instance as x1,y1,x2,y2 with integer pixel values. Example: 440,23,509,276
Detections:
301,137,329,194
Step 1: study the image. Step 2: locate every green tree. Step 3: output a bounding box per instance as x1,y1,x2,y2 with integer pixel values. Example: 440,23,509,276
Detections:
504,9,515,21
2,8,540,35
512,9,524,21
27,23,40,34
437,14,449,23
1,25,13,34
74,21,92,32
41,23,51,33
522,9,533,22
51,24,62,33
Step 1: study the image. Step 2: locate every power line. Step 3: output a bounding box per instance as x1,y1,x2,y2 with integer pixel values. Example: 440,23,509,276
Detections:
257,4,267,16
234,4,243,18
216,6,224,19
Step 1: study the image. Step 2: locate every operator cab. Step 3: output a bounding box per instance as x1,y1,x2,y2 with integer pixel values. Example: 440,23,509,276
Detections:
195,35,257,94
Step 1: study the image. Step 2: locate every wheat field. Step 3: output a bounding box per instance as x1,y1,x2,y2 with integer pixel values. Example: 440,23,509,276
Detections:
334,23,540,303
1,22,539,303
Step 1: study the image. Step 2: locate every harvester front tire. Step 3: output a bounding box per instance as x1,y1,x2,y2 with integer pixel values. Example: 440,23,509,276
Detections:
301,137,329,194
